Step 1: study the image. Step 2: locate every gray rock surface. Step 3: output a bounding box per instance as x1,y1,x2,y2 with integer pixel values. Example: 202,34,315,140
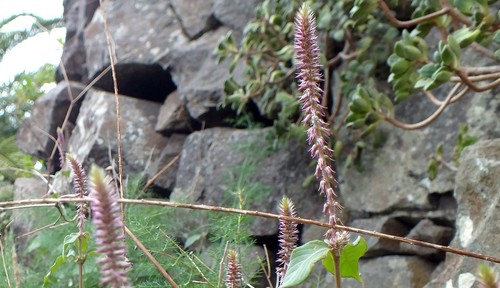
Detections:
213,0,261,32
67,89,168,177
56,0,99,82
12,178,47,252
170,127,324,238
424,139,500,287
17,81,85,162
169,0,217,39
84,0,187,80
155,91,193,135
145,133,187,193
160,27,234,126
343,256,435,288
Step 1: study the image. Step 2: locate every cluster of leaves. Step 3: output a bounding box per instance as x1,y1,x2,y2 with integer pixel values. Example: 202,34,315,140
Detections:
216,0,500,175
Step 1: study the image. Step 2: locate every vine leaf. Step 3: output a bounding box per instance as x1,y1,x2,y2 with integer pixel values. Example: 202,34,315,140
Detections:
280,240,330,287
322,236,367,282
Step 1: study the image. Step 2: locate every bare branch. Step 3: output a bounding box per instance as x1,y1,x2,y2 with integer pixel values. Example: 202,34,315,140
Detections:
2,197,500,264
377,0,451,28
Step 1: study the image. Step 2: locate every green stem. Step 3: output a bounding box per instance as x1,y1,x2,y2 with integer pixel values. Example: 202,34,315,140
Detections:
333,250,342,288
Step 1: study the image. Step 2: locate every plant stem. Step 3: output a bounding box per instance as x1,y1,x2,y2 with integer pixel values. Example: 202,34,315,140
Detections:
333,250,341,288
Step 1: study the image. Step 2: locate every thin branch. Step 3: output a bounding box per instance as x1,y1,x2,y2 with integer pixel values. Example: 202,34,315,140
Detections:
439,0,471,26
99,0,127,238
124,226,179,288
423,84,469,106
160,230,214,286
217,242,229,288
377,0,451,28
454,69,500,92
0,237,11,288
385,84,466,130
142,155,180,193
460,66,500,75
260,244,274,288
3,197,500,264
451,72,500,83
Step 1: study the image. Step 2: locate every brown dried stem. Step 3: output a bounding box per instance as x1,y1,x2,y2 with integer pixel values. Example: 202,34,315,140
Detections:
2,197,500,264
124,226,179,288
385,83,467,130
377,0,451,28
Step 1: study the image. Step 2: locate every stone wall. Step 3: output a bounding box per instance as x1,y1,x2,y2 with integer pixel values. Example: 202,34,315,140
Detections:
15,1,500,287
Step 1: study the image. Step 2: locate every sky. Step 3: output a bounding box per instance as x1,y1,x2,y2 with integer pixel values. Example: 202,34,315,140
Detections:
0,0,65,84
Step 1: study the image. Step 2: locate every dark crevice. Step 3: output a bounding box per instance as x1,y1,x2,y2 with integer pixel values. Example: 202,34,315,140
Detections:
90,63,176,102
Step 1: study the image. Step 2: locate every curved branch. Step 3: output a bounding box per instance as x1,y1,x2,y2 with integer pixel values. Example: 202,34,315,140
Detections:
377,0,451,28
423,83,469,105
451,72,500,83
385,83,465,130
455,69,500,92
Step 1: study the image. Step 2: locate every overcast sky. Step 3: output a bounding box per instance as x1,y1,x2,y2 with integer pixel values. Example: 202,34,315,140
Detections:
0,0,65,84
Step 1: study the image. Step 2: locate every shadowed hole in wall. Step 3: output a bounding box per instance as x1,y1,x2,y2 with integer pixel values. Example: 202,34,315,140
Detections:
92,63,177,102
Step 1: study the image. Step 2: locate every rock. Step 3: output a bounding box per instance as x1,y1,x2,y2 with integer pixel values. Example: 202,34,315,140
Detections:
162,27,235,126
169,0,218,39
213,0,261,32
67,89,168,178
84,0,188,80
145,133,187,194
400,219,454,260
155,91,194,135
12,178,47,252
17,81,86,164
56,0,99,82
170,127,324,239
343,256,435,288
350,217,409,257
424,139,500,288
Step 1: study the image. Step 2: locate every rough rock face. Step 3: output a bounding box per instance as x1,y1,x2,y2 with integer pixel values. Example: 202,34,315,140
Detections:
424,139,500,288
17,81,85,164
67,89,169,178
14,0,500,287
170,127,324,238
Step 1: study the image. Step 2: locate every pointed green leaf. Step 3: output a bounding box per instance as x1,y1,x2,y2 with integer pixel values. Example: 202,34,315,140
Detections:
280,240,330,287
321,236,367,283
43,255,67,287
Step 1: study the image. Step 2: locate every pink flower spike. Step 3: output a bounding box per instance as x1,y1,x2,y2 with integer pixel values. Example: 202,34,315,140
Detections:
89,165,130,288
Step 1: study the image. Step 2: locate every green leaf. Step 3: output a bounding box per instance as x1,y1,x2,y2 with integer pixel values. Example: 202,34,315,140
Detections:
427,158,439,180
43,255,67,287
280,240,330,287
453,0,474,15
453,28,480,48
321,236,367,282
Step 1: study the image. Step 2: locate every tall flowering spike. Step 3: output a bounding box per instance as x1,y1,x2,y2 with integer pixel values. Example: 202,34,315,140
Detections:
89,165,130,288
276,196,299,286
67,154,88,234
294,4,348,249
225,250,243,288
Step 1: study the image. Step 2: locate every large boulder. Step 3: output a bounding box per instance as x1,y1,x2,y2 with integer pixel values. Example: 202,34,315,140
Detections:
424,139,500,287
67,89,170,180
84,0,187,80
170,127,324,239
56,0,99,82
17,81,86,166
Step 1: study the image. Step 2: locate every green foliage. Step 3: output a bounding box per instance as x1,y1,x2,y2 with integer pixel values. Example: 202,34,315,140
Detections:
281,237,367,287
0,63,56,136
0,13,63,61
427,124,477,180
19,207,100,287
217,0,499,169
